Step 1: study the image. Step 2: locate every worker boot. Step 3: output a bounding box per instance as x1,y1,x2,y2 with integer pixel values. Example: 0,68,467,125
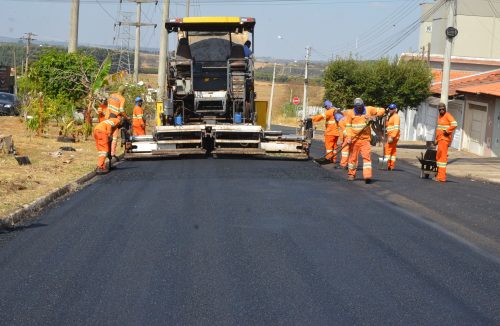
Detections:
365,178,372,184
95,167,109,175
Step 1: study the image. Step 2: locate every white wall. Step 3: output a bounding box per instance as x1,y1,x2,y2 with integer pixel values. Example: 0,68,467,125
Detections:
399,98,464,150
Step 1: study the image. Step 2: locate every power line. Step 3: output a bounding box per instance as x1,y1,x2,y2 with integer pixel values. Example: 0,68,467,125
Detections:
369,0,446,59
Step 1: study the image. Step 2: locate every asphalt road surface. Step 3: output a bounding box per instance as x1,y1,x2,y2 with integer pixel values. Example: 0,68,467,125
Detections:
1,139,499,325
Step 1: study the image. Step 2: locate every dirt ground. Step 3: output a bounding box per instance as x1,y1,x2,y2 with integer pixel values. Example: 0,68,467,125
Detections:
0,117,106,218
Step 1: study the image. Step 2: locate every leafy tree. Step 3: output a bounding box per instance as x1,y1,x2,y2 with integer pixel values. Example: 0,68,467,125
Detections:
323,56,432,110
28,48,99,102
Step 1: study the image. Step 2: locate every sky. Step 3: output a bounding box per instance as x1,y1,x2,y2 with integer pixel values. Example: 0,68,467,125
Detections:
1,0,429,61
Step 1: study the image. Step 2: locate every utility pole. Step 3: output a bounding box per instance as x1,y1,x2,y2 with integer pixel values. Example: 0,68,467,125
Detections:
20,32,36,75
301,46,311,135
440,0,457,104
121,0,157,83
266,62,277,130
186,0,190,16
13,50,17,95
68,0,79,53
158,0,170,102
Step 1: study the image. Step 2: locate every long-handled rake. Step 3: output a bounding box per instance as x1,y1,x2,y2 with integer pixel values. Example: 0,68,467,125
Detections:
378,116,388,170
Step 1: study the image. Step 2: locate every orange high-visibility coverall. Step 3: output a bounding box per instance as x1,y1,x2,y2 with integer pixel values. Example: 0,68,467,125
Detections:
384,112,400,170
97,103,108,123
105,93,127,156
435,112,457,182
132,105,146,136
345,106,385,180
311,108,341,161
93,118,121,170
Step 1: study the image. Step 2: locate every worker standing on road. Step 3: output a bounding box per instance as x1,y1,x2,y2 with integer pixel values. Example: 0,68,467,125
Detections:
434,102,457,182
105,86,128,159
97,98,108,123
93,117,122,174
345,98,385,183
311,100,341,164
132,97,146,136
384,103,400,171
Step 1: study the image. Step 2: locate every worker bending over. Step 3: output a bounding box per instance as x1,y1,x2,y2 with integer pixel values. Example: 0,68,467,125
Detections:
384,103,400,171
311,100,341,164
105,86,128,159
132,97,146,136
434,102,457,182
93,117,122,174
345,98,385,184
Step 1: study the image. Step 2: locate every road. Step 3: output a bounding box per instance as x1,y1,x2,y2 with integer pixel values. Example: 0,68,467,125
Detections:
0,139,499,325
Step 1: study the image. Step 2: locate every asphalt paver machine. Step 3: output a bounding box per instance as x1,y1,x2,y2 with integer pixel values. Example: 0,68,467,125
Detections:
125,16,311,159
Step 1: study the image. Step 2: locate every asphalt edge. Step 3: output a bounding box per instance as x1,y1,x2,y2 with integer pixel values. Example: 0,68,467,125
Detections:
0,170,97,229
0,155,125,230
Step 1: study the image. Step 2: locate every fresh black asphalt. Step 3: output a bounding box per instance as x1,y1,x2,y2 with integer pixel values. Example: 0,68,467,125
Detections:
0,138,499,325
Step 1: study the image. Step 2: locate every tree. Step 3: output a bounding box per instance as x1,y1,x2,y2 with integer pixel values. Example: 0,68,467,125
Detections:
323,56,432,109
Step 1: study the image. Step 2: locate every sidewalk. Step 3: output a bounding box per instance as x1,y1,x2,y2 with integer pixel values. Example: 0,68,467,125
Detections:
390,141,500,185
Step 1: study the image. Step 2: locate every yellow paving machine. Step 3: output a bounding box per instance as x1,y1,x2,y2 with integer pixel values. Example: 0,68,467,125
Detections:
124,16,311,159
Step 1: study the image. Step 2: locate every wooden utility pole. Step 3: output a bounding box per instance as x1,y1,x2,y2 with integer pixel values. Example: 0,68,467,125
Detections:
68,0,80,53
20,32,36,75
186,0,190,16
158,0,170,102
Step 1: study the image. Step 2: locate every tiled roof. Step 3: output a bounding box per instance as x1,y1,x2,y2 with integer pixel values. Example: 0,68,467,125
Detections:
401,53,500,67
432,70,476,83
456,81,500,97
430,69,500,96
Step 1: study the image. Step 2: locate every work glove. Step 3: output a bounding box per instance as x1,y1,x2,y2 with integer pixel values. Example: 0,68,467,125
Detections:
346,137,352,144
387,136,393,144
433,140,438,146
443,130,449,136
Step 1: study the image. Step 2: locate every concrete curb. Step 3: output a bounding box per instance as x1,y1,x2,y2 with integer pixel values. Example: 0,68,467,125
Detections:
0,170,97,229
0,154,125,229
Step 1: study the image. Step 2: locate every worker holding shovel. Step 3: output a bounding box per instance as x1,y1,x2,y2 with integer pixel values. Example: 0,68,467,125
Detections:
345,98,386,184
311,100,341,164
384,103,400,171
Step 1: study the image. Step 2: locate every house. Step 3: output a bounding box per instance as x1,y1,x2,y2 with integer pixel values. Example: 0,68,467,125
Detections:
397,1,500,157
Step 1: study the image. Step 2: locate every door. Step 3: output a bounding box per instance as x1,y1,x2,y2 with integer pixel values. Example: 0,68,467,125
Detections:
465,103,487,156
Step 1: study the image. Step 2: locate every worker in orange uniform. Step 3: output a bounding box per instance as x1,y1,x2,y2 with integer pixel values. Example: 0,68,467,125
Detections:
93,117,122,174
433,102,457,182
384,103,400,171
311,100,341,164
334,109,349,169
105,86,128,159
97,98,108,123
345,98,385,183
132,97,146,136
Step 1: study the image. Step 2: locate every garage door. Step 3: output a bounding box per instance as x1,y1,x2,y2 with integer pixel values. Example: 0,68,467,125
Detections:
466,103,487,156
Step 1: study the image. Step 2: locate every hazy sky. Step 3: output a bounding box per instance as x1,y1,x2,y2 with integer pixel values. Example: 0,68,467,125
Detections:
1,0,428,61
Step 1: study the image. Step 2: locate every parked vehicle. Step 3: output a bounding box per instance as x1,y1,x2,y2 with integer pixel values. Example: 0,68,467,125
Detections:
0,65,15,94
0,92,20,116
